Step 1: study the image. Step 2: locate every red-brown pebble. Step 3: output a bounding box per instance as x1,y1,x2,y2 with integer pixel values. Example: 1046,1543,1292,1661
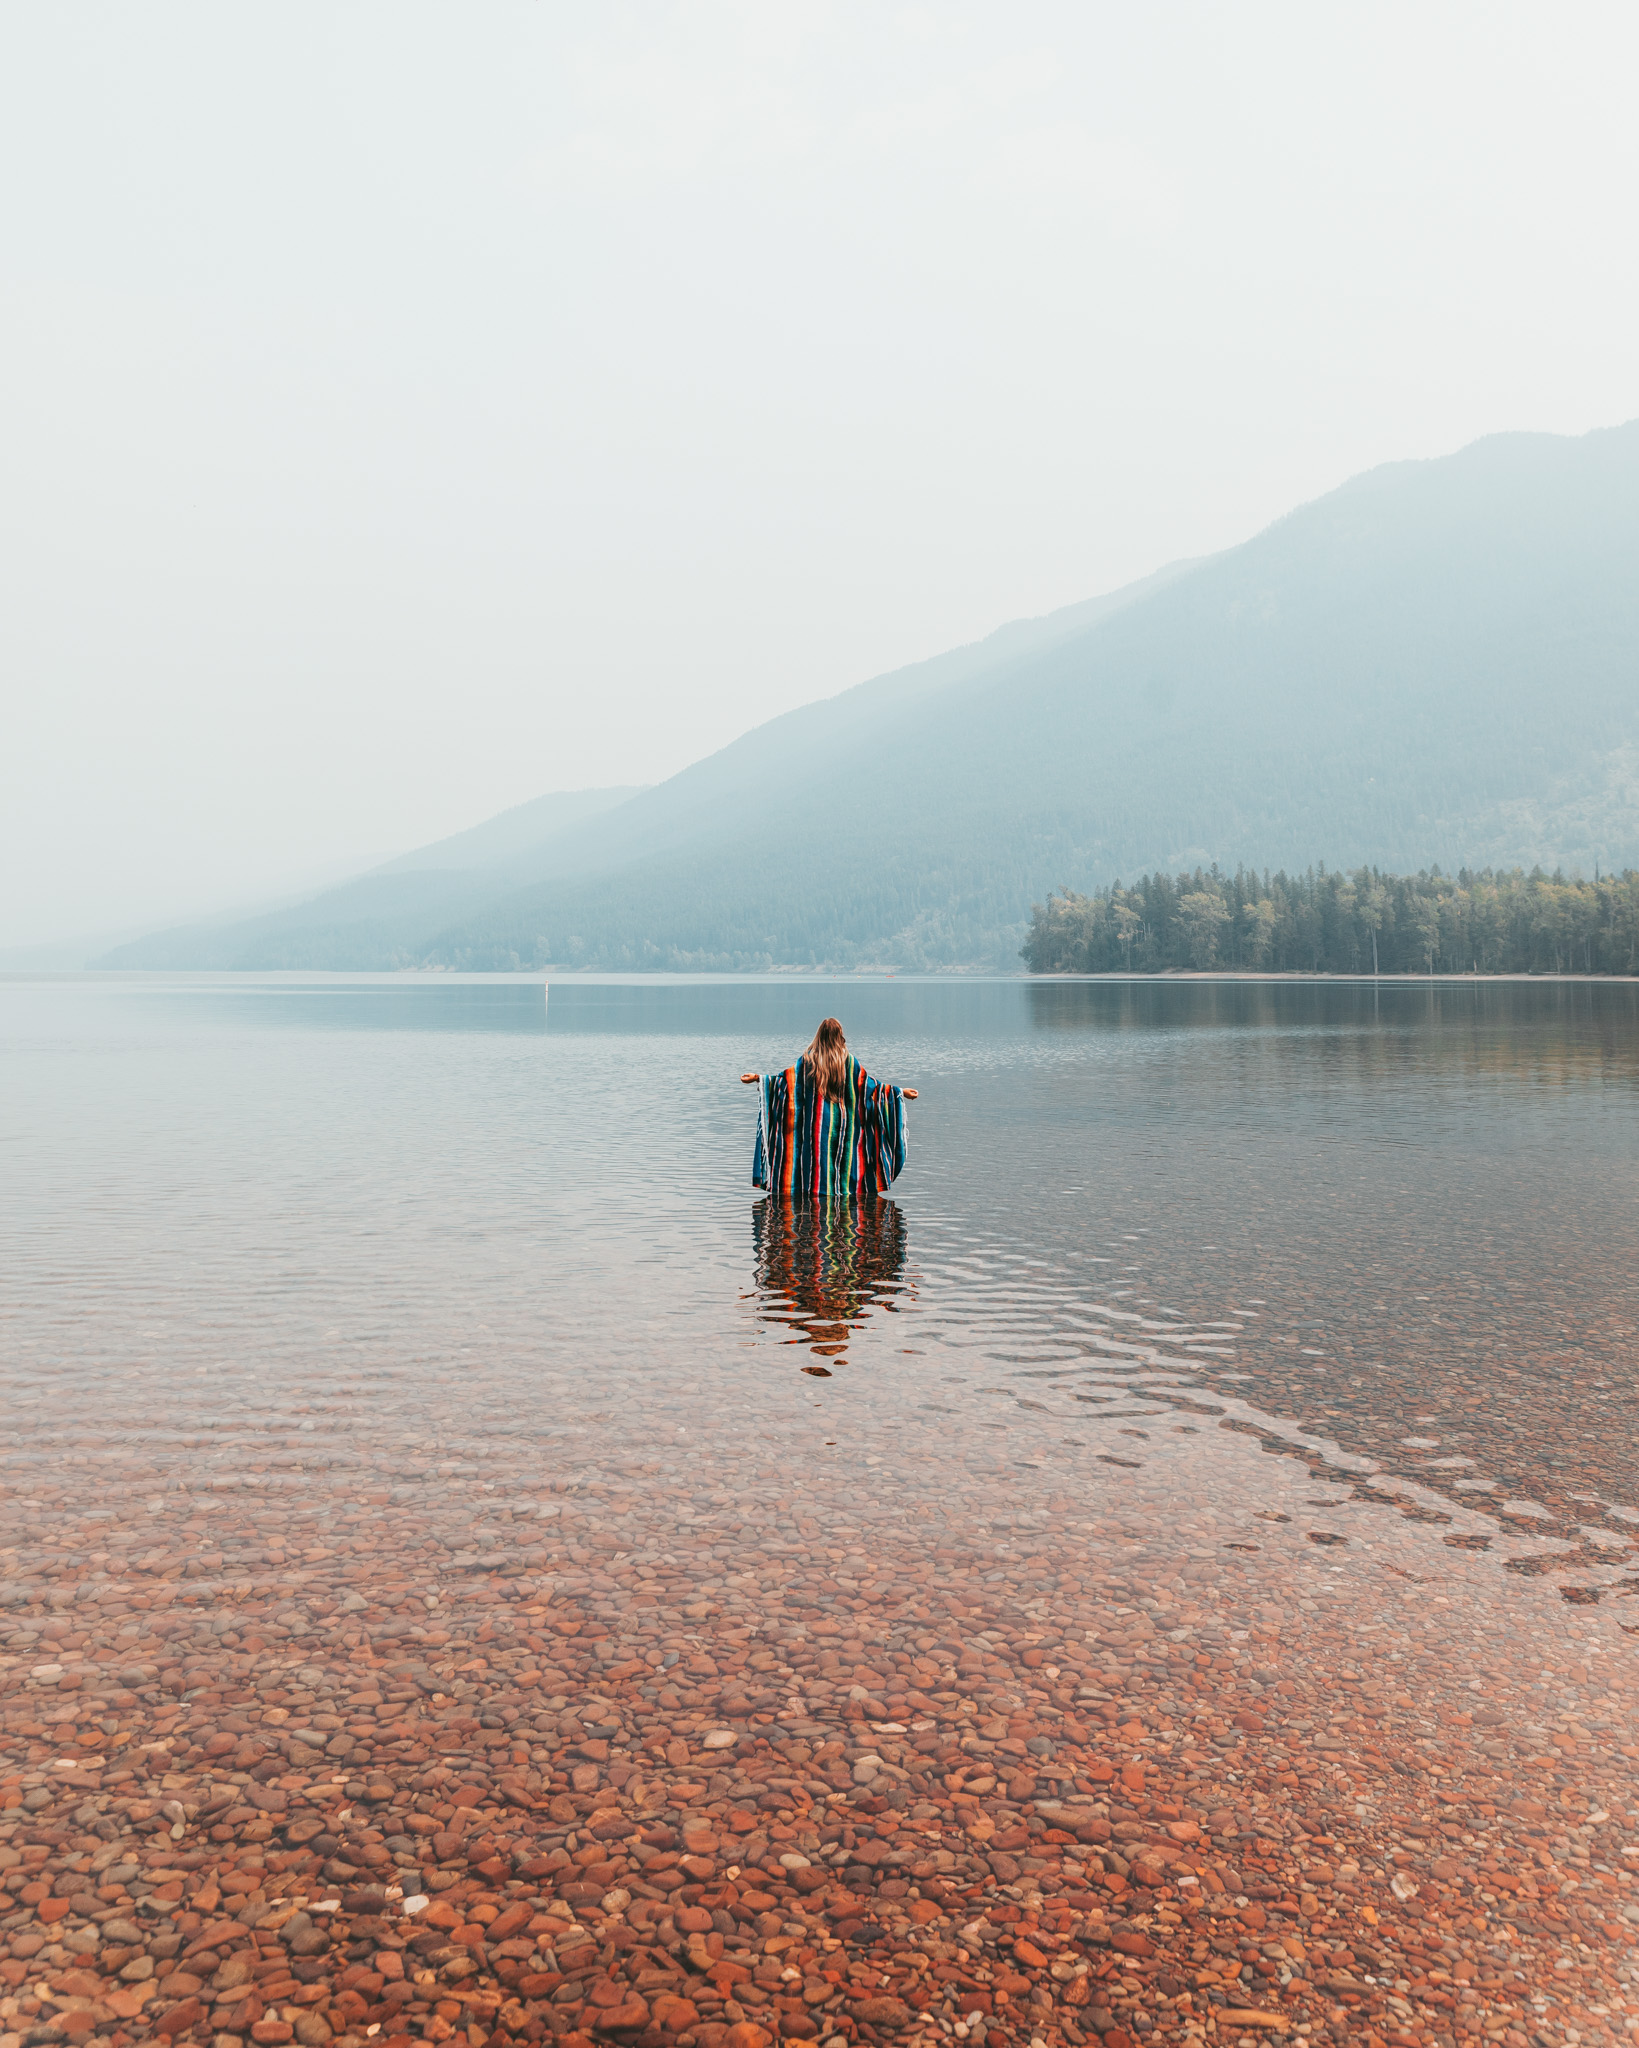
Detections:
1,1430,1636,2048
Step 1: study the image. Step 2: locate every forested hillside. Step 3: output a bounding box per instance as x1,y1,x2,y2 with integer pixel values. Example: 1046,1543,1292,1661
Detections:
1021,866,1639,976
102,422,1639,972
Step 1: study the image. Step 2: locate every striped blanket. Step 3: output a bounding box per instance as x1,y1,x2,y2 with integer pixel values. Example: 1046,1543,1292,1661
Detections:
752,1055,908,1199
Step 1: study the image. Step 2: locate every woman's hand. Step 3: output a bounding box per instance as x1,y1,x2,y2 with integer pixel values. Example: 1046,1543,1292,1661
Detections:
741,1072,759,1084
903,1088,918,1099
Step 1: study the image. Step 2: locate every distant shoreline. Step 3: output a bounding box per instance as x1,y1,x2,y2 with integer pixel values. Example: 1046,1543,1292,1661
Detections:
26,962,1639,984
1023,968,1639,983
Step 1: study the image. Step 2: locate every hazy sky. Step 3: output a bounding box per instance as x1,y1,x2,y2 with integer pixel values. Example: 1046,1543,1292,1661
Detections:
5,2,1638,947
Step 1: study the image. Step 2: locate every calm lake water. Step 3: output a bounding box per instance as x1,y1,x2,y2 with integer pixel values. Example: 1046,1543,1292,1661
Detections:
5,973,1637,1540
6,972,1639,2043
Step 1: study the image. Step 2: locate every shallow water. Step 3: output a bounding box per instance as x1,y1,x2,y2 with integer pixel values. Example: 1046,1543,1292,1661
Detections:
3,974,1638,2047
6,975,1638,1534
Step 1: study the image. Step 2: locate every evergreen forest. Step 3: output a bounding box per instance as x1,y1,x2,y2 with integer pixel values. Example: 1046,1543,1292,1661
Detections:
1021,867,1639,976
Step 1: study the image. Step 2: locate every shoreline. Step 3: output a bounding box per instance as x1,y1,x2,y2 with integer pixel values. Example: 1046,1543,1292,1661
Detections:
15,967,1639,985
1022,970,1639,983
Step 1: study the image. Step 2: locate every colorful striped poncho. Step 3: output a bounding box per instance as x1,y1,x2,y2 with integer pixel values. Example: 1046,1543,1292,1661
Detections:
752,1054,908,1200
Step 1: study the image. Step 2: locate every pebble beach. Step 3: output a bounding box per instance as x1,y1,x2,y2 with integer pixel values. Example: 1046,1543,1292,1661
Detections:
5,1407,1637,2048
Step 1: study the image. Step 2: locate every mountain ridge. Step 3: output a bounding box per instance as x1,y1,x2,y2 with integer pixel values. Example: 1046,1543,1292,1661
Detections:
100,421,1639,972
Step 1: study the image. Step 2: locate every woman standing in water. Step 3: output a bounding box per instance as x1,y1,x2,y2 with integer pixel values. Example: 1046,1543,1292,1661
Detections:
743,1016,917,1200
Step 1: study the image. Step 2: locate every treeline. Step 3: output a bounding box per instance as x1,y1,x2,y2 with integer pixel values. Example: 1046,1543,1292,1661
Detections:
1022,866,1639,976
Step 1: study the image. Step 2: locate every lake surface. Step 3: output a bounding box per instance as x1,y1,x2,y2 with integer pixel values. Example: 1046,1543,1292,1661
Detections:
6,974,1638,1532
3,974,1638,2047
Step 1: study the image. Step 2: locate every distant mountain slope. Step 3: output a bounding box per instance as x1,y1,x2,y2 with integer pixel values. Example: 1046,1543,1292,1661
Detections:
373,787,643,874
99,787,641,971
96,570,1194,969
102,422,1639,971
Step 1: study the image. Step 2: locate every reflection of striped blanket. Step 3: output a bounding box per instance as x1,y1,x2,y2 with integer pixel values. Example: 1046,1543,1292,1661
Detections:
753,1055,907,1199
753,1196,910,1354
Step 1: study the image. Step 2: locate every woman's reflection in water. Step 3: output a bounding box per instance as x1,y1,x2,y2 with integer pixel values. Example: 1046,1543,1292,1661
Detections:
751,1198,912,1364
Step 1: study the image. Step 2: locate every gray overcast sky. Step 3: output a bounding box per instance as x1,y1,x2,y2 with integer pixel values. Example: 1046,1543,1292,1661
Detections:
4,2,1638,947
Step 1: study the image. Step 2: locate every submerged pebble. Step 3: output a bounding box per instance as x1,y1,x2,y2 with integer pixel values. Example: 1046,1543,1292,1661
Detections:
1,1422,1635,2048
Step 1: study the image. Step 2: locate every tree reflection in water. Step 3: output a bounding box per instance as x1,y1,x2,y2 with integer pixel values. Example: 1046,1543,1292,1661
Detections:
751,1198,913,1365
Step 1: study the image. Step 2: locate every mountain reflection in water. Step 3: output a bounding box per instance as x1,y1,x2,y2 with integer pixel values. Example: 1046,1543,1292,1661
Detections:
751,1197,912,1361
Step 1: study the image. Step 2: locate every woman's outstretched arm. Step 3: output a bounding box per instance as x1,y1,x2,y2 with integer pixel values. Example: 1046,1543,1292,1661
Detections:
742,1070,915,1095
743,1069,915,1095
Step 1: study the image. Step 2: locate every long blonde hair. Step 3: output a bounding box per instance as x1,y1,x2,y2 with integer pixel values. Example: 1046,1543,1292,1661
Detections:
803,1016,850,1102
